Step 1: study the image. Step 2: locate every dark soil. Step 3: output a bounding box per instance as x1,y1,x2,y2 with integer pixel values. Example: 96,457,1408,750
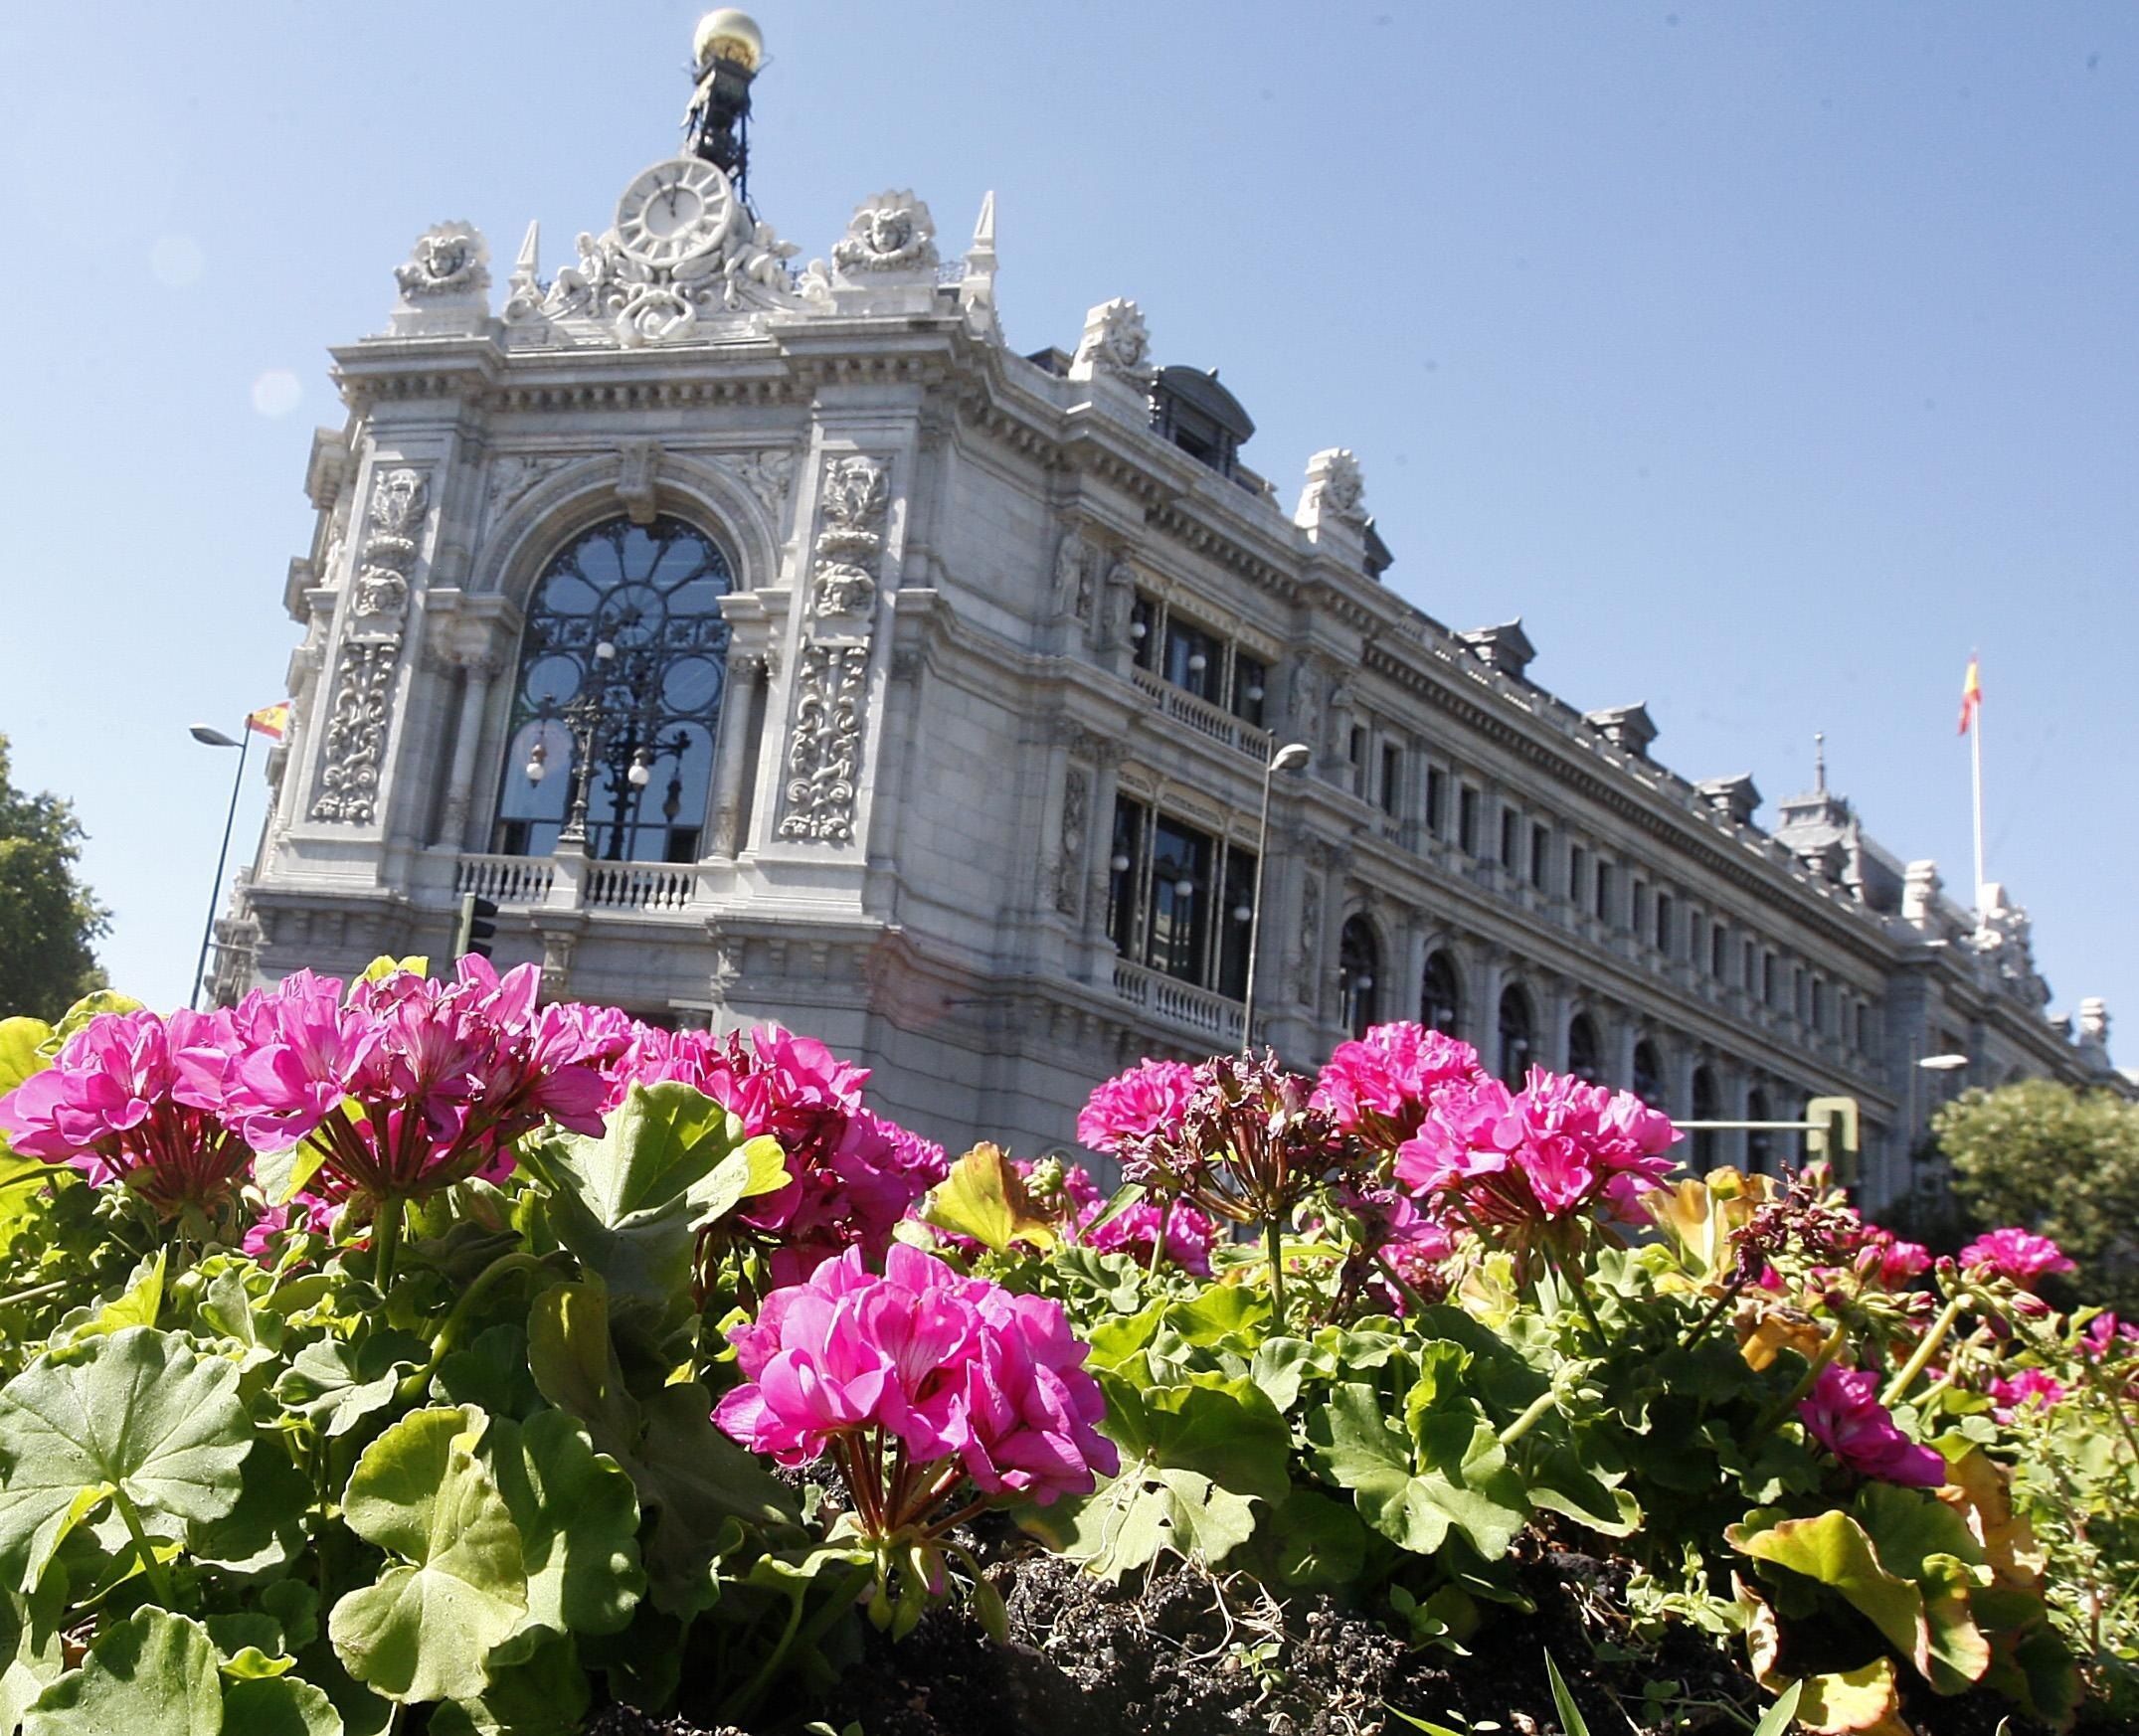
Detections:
581,1539,2059,1736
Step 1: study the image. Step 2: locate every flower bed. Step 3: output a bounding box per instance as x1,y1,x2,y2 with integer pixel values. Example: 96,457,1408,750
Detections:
0,966,2130,1734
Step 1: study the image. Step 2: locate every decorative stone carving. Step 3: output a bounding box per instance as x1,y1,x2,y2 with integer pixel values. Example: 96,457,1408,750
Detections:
1054,764,1090,917
1296,447,1366,529
310,467,430,824
778,642,869,842
394,223,489,298
807,455,891,627
1072,299,1152,380
1298,873,1324,1006
483,453,585,527
720,448,798,517
1099,559,1136,649
309,637,401,824
1968,884,2050,1009
617,439,661,525
531,158,808,347
830,191,938,275
1286,660,1321,748
502,222,544,323
1053,529,1090,618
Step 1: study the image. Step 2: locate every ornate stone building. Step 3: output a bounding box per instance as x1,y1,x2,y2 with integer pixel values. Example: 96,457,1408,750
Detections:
212,16,2123,1204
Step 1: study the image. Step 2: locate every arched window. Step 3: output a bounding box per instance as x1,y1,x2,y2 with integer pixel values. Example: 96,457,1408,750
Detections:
1632,1039,1665,1109
1691,1065,1720,1167
493,517,734,862
1337,917,1381,1038
1566,1013,1602,1083
1497,983,1534,1086
1747,1087,1774,1174
1420,951,1462,1036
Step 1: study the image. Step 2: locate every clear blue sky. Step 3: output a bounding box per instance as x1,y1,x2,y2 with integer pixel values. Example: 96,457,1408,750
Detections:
2,4,2133,1054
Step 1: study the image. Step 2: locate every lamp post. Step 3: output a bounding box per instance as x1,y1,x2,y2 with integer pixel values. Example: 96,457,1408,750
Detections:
188,724,250,1009
1239,740,1313,1050
535,629,694,859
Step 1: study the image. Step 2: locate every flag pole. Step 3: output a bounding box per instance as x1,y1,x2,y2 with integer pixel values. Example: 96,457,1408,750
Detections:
1969,666,1986,908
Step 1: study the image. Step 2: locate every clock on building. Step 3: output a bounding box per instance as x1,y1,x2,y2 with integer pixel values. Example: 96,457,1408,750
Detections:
614,158,736,265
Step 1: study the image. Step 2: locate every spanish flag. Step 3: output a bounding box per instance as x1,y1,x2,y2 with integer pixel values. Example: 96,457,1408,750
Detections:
1956,658,1982,737
246,702,292,742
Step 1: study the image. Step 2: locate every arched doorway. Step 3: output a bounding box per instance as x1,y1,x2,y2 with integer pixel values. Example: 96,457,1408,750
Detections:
1632,1039,1665,1110
1420,951,1463,1036
1691,1065,1720,1166
1566,1013,1602,1083
1497,983,1535,1087
1337,917,1381,1038
1747,1086,1774,1174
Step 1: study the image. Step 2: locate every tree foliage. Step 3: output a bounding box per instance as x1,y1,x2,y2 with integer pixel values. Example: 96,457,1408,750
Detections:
1934,1079,2139,1310
0,736,106,1022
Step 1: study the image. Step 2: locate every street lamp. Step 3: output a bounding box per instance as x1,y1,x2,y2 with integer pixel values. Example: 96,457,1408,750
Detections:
188,724,250,1010
1239,740,1313,1049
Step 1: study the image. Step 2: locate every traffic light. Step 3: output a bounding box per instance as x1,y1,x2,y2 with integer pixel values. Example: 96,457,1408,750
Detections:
454,893,500,959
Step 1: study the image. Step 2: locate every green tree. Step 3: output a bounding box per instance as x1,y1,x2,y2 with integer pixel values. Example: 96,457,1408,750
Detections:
0,733,107,1020
1932,1079,2139,1311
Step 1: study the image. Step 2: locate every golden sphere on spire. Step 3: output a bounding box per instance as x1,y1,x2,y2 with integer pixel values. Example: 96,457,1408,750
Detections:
693,9,764,75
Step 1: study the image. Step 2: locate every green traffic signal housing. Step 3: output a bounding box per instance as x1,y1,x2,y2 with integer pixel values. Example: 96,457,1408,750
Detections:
454,893,500,959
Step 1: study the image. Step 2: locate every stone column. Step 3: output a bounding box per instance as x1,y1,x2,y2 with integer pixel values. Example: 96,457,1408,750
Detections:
1475,952,1507,1079
707,651,765,858
1078,744,1126,981
440,653,502,850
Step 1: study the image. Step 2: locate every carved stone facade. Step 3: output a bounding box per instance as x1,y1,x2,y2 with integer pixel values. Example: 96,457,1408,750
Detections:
221,39,2123,1187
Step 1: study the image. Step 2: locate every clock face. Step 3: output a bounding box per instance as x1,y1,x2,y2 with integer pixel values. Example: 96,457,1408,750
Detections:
615,158,735,265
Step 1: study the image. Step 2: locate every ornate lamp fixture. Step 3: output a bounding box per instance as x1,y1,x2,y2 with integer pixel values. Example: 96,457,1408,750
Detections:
683,10,765,203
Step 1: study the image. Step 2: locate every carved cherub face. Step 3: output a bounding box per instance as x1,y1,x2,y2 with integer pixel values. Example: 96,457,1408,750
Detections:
866,209,913,255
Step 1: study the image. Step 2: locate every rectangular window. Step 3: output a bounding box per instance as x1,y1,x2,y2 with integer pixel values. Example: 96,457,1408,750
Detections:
1529,823,1549,889
1710,921,1727,978
1499,807,1518,868
1594,861,1614,922
1458,786,1480,855
1148,816,1214,984
1655,892,1674,955
1230,654,1267,728
1130,594,1159,670
1425,767,1447,834
1107,798,1148,957
1380,744,1402,816
1217,845,1256,999
1763,951,1778,1004
1162,616,1221,701
1743,939,1756,991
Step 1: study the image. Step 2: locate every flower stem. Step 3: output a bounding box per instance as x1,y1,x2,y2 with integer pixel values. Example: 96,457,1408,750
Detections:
1496,1386,1561,1449
1677,1272,1750,1353
1148,1198,1170,1276
397,1251,550,1405
1264,1215,1286,1320
0,1279,71,1312
111,1487,178,1608
1757,1320,1848,1436
1881,1293,1967,1408
371,1197,405,1292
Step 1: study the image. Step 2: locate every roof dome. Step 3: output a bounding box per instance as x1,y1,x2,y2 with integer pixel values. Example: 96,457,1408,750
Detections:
693,9,764,73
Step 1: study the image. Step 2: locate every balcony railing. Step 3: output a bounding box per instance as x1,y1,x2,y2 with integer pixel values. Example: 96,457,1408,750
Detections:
1130,668,1273,762
1112,956,1244,1045
583,861,694,914
454,853,556,907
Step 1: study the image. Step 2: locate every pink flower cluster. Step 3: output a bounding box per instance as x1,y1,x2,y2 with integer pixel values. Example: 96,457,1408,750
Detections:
714,1244,1119,1527
1988,1368,2067,1423
1075,1059,1199,1156
1958,1228,2075,1291
1396,1067,1680,1230
1797,1365,1946,1487
207,960,611,1207
0,1009,256,1218
1313,1023,1485,1152
1854,1225,1933,1290
602,1024,946,1281
1045,1162,1217,1275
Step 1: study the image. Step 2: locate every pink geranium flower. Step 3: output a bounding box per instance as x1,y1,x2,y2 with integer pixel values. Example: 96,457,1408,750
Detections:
1855,1226,1933,1290
1313,1023,1484,1152
0,1008,257,1219
1798,1365,1946,1487
1958,1228,2075,1291
715,1244,1117,1524
1396,1067,1680,1232
1988,1368,2067,1423
1076,1059,1200,1156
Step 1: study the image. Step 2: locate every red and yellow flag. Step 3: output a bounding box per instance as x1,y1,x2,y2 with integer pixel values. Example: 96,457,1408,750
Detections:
246,702,292,742
1956,657,1981,737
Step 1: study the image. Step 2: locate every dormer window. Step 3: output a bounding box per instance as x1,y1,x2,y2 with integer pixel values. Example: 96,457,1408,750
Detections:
1150,366,1255,479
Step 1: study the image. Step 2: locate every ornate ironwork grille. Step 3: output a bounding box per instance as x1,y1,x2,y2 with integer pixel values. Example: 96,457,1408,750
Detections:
493,516,734,862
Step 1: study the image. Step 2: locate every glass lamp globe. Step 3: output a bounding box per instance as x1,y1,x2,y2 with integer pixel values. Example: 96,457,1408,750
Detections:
594,639,618,663
627,755,653,788
1110,853,1131,874
693,8,764,72
1172,877,1196,899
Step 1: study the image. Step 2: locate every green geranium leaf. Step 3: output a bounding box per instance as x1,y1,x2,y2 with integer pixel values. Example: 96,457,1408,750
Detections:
24,1608,223,1736
921,1143,1056,1253
1264,1486,1367,1588
327,1407,528,1705
1730,1508,1927,1674
435,1323,541,1420
274,1333,427,1440
52,1251,165,1345
628,1383,799,1617
0,1326,251,1594
527,1285,641,1451
49,993,144,1046
222,1675,346,1736
483,1409,644,1641
0,1578,65,1733
191,1441,311,1576
1025,1363,1290,1579
428,1633,589,1736
533,1084,757,1308
1306,1381,1527,1561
